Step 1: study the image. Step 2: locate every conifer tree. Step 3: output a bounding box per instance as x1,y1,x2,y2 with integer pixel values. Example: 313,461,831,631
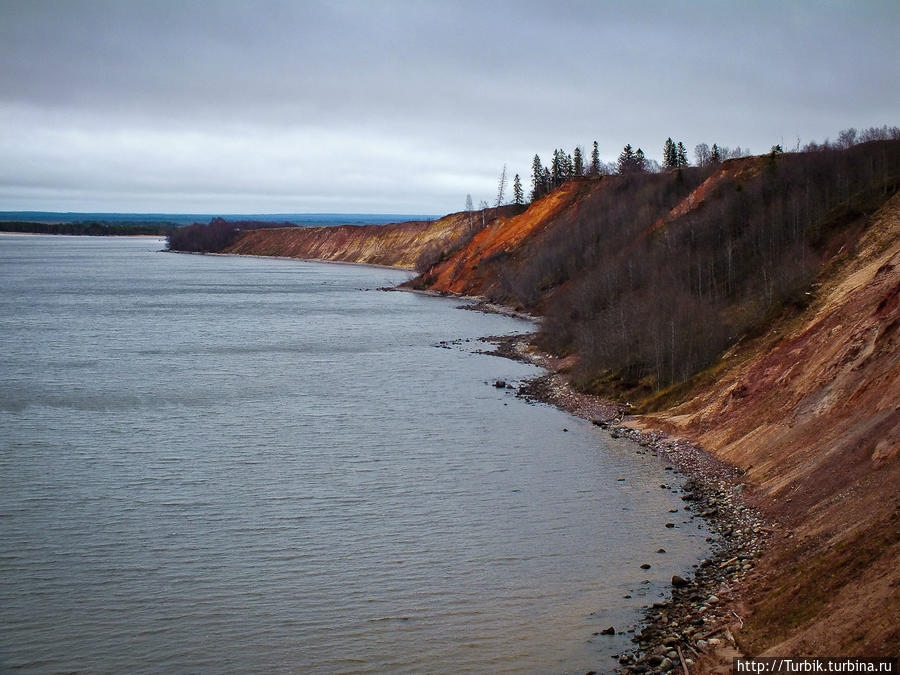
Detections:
676,141,688,167
617,144,636,174
531,154,546,201
572,146,583,177
551,149,563,186
636,148,647,173
590,141,601,176
513,174,524,205
663,137,677,168
711,143,721,164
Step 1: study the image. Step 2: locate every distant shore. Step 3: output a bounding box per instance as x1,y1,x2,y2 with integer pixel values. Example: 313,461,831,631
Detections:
167,248,416,272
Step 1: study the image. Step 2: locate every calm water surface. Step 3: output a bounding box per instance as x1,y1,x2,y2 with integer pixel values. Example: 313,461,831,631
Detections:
0,235,708,673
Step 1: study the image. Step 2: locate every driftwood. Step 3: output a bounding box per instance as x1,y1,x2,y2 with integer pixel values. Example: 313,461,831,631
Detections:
677,645,690,675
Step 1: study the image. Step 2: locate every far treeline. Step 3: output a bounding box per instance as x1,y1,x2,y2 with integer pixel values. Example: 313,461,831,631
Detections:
420,127,900,401
166,218,298,252
0,221,181,236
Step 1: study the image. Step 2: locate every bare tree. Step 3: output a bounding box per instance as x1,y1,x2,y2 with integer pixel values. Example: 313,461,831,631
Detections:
495,164,508,207
694,143,711,167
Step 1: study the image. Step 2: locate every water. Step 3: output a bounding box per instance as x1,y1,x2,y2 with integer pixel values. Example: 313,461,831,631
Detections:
0,235,709,673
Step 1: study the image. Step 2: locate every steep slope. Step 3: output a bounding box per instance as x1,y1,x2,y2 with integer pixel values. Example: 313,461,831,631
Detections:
222,207,519,269
635,193,900,657
414,179,608,297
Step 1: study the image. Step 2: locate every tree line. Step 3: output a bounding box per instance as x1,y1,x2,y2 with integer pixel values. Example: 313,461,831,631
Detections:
514,125,899,204
166,218,295,252
0,221,180,236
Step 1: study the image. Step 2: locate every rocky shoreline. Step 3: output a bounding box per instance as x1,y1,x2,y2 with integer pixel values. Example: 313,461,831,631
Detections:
481,334,771,674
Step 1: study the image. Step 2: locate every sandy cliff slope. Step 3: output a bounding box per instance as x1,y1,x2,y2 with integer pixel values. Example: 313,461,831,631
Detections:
419,179,605,298
637,192,900,656
222,207,518,269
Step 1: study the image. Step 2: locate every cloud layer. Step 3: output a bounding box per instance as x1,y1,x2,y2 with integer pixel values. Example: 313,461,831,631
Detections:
2,0,898,214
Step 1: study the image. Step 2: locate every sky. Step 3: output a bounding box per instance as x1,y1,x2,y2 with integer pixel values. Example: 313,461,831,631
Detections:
1,0,898,215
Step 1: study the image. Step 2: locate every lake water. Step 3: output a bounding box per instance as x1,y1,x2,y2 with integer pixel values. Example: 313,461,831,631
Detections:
0,235,708,674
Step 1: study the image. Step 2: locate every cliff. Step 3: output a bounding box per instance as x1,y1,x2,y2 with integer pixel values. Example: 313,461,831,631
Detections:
635,191,900,657
221,206,521,269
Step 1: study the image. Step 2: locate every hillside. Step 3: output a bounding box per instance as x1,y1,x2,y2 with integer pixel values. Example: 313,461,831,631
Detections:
634,191,900,658
220,206,520,269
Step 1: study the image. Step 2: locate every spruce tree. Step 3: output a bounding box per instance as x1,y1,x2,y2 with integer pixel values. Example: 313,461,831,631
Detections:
551,150,563,187
676,141,688,167
711,143,721,164
513,174,524,205
531,154,545,201
573,147,583,177
636,148,647,173
590,141,601,176
663,138,675,168
617,144,636,174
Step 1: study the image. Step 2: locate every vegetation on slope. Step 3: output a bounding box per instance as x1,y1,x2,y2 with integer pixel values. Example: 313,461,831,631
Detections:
638,190,900,657
166,217,298,252
415,140,900,399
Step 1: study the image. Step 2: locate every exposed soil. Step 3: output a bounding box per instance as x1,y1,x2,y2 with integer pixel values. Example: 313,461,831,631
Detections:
222,206,519,269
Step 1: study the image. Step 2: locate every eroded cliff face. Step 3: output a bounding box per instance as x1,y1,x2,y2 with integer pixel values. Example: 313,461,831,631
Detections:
416,180,605,298
635,193,900,657
222,207,519,269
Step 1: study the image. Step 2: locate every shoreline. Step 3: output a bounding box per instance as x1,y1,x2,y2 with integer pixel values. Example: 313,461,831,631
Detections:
0,231,166,238
166,248,417,272
482,334,769,673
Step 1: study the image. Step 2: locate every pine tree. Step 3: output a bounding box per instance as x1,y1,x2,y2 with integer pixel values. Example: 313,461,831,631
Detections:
590,141,601,176
513,174,524,205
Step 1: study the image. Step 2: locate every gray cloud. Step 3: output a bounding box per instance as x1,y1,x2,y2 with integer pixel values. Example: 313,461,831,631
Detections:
1,0,898,214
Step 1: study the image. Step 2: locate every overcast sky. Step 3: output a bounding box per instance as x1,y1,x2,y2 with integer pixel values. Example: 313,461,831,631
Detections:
1,0,898,215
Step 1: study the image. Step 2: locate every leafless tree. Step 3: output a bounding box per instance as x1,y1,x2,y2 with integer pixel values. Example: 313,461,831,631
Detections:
495,164,508,207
